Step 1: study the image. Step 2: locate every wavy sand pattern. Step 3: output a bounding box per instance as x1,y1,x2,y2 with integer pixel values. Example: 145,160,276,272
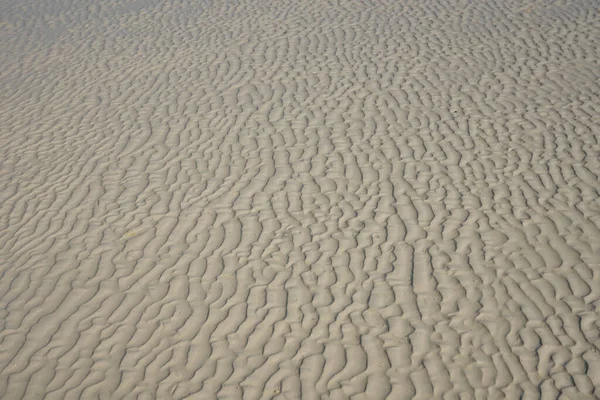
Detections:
1,0,599,399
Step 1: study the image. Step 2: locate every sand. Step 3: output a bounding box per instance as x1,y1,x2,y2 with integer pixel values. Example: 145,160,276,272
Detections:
0,0,599,399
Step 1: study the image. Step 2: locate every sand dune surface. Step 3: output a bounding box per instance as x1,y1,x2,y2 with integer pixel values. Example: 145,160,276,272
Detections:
1,0,599,399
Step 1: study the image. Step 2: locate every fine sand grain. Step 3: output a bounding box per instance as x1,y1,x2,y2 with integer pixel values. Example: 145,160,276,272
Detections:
1,0,599,399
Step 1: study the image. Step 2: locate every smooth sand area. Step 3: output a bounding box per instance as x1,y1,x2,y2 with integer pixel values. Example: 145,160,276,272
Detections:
1,0,599,399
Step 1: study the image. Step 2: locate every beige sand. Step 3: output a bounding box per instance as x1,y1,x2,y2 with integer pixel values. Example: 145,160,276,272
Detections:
1,0,599,399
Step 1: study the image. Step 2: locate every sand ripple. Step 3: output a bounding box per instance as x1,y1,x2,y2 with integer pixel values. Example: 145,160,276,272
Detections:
1,0,599,399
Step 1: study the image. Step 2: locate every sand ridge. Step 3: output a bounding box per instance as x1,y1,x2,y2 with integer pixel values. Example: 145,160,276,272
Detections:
0,0,599,399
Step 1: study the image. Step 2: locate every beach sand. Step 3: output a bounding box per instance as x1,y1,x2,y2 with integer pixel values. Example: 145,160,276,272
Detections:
0,0,599,398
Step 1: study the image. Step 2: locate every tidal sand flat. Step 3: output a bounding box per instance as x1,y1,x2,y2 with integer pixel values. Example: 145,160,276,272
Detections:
0,0,599,398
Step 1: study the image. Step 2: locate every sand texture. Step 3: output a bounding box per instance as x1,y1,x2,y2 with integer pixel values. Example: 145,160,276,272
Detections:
1,0,599,399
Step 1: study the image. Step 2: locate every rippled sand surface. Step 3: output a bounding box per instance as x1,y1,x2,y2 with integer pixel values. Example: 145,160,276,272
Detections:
1,0,599,399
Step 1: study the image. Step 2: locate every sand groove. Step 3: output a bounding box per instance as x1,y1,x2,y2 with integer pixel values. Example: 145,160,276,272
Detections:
1,0,599,399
